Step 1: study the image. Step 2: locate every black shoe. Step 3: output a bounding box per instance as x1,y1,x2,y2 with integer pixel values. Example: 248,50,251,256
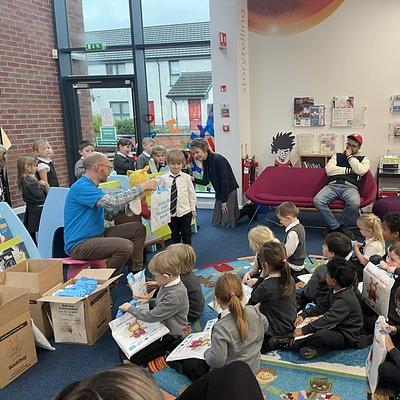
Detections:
268,336,293,351
299,347,319,360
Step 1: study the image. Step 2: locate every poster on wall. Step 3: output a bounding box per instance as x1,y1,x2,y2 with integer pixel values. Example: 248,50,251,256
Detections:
310,105,325,126
320,133,337,154
294,97,314,127
331,96,355,127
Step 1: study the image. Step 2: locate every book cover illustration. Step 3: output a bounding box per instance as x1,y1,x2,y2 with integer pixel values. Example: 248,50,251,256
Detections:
0,217,13,243
0,236,28,271
320,133,337,154
109,312,169,358
310,105,325,127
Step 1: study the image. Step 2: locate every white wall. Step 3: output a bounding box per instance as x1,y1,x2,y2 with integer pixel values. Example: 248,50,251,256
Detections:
249,0,400,172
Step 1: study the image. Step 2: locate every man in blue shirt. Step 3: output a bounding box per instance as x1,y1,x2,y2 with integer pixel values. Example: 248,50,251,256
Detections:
64,152,157,275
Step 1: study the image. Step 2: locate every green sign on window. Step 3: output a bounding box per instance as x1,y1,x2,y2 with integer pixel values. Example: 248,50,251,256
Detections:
96,126,117,147
86,43,106,51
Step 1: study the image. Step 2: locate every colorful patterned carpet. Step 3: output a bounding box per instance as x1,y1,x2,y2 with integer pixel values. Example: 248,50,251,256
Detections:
148,256,371,399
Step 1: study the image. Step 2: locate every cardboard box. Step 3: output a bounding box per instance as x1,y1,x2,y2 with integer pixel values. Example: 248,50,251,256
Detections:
38,269,119,345
0,286,37,389
1,259,63,338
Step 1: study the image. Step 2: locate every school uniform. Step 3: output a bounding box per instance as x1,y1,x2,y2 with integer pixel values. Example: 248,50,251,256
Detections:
175,305,268,382
284,220,306,280
20,175,47,243
378,326,400,393
177,361,264,400
159,172,196,244
36,157,59,187
181,272,205,322
249,272,297,351
126,277,189,366
294,286,363,356
135,151,151,170
113,151,135,175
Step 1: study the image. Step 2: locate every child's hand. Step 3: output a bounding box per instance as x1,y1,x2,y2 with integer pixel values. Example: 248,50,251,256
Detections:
133,289,156,303
293,327,303,337
119,302,132,312
294,315,304,327
353,241,362,249
384,333,395,352
145,281,159,290
242,272,251,283
380,322,397,335
192,210,197,218
246,278,258,287
380,260,397,274
39,180,47,186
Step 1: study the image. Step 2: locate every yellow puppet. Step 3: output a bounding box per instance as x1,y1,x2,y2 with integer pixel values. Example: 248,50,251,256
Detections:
127,166,151,215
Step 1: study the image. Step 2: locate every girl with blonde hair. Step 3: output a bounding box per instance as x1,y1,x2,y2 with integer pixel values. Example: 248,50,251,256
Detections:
353,213,385,280
243,225,278,287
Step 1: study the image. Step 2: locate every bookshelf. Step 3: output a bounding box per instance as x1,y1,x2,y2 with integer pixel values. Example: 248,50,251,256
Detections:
299,153,332,168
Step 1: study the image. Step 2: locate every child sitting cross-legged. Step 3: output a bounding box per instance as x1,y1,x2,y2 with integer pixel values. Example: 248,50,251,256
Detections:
299,232,353,309
171,272,268,381
292,257,363,360
119,250,190,366
248,241,297,352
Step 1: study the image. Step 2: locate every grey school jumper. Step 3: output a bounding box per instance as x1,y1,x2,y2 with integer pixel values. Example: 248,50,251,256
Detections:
181,272,205,322
127,279,189,337
204,305,268,374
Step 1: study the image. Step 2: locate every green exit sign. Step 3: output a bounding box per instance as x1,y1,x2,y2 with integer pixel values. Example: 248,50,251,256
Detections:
85,43,106,51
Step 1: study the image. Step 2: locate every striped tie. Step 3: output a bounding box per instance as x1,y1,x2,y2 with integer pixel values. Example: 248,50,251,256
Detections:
170,174,179,215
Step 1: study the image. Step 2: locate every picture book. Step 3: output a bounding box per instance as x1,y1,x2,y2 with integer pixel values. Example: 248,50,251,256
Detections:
294,97,314,127
0,217,13,243
166,319,218,363
320,133,337,154
309,105,325,127
0,236,28,271
294,316,321,341
109,312,170,358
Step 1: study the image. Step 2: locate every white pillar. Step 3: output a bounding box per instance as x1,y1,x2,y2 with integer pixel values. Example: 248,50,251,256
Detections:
210,0,251,204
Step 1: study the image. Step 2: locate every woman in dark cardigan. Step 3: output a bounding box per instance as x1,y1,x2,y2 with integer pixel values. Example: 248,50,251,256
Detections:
190,138,240,228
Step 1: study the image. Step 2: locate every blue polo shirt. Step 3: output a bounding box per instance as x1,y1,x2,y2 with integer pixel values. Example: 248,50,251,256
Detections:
64,176,105,254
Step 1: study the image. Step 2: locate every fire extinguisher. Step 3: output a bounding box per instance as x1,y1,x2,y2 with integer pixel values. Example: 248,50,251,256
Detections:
250,156,258,185
242,155,251,192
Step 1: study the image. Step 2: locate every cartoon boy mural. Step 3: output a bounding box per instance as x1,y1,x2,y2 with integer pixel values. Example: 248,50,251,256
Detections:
271,132,296,167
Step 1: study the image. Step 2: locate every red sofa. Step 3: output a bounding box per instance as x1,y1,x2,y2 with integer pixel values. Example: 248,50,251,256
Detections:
245,166,377,209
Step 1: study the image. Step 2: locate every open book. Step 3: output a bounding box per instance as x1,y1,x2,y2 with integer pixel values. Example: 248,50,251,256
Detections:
166,319,217,362
109,312,169,358
208,284,252,314
294,316,321,341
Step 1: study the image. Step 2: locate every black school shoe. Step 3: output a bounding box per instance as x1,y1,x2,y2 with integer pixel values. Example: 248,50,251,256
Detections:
267,336,293,351
299,347,319,360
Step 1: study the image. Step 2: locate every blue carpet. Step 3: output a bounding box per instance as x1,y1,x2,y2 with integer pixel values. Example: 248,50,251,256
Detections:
0,208,343,400
152,360,368,399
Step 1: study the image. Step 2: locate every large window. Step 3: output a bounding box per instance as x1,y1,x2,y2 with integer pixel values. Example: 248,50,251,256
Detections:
106,63,127,75
110,101,130,120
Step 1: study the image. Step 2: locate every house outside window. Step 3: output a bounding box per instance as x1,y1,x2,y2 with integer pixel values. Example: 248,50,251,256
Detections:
169,61,180,85
110,101,130,120
106,63,126,75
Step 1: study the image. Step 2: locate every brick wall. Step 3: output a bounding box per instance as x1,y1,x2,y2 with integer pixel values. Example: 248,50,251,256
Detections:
0,0,68,207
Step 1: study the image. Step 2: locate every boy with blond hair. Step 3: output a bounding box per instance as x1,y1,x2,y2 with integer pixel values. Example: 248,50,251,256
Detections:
119,249,189,365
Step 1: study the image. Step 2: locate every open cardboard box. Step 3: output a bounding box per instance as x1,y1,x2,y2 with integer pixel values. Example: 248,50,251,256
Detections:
0,285,37,389
2,259,63,338
38,269,120,345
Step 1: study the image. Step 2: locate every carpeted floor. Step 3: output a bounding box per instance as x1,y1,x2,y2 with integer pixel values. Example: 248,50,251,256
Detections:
150,255,370,399
0,208,364,400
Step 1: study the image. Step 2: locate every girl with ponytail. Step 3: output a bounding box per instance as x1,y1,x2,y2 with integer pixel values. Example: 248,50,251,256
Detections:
173,272,268,381
353,213,385,277
249,241,297,352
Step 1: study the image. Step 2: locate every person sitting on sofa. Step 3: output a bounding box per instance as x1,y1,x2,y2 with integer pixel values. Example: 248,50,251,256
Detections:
313,133,370,238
